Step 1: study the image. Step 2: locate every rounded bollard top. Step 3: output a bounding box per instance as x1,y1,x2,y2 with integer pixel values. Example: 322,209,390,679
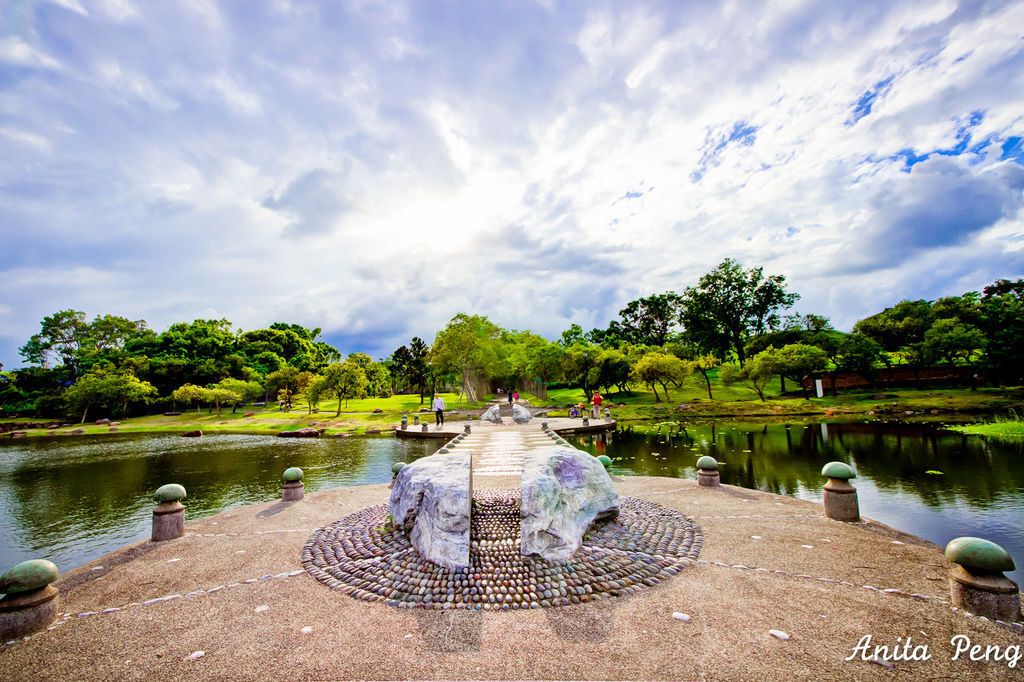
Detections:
392,461,407,475
0,559,59,595
696,455,718,471
153,483,186,503
597,454,613,468
945,537,1015,572
821,461,856,480
282,467,304,482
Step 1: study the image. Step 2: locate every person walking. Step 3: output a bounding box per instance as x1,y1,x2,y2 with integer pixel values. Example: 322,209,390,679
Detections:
513,390,519,404
592,392,603,418
432,393,445,428
507,389,514,406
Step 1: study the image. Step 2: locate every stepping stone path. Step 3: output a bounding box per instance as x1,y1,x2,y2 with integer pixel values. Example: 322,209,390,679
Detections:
440,424,556,483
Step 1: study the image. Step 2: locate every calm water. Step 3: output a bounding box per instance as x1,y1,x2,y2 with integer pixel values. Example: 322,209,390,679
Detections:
571,421,1024,582
0,433,434,576
1,423,1021,583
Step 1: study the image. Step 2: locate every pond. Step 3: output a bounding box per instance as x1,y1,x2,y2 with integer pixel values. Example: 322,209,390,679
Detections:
570,420,1024,582
1,421,1021,583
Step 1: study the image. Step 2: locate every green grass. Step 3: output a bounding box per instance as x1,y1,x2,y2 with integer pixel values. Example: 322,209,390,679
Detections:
948,411,1024,439
4,380,1021,439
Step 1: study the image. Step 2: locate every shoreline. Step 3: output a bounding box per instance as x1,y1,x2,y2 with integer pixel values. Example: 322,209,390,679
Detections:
2,477,1020,680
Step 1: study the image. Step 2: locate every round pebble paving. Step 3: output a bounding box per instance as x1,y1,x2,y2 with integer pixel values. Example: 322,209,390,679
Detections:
301,492,702,610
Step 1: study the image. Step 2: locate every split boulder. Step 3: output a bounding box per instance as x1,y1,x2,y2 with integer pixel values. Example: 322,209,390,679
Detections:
390,452,472,570
520,446,619,561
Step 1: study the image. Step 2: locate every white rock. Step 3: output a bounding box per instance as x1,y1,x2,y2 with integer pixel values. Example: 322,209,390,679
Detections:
254,605,269,613
390,452,471,569
186,651,205,661
520,447,619,561
300,626,313,634
672,612,690,622
801,545,813,549
750,535,761,540
168,558,180,563
769,630,790,641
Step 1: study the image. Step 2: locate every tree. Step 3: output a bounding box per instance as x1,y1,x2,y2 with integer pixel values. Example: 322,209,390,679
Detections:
172,383,207,415
265,366,301,408
63,370,110,423
978,279,1024,383
681,259,799,365
107,370,158,417
20,310,149,377
305,375,328,412
836,333,883,386
591,348,632,394
615,293,684,346
558,324,587,348
923,318,985,367
215,378,263,412
720,349,779,401
773,344,828,398
204,386,241,417
561,343,602,401
631,352,690,402
322,361,369,414
692,354,721,400
854,300,935,377
431,314,502,404
407,337,430,403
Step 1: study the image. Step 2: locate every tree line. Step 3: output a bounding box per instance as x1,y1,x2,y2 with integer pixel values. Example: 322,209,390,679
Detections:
2,259,1021,419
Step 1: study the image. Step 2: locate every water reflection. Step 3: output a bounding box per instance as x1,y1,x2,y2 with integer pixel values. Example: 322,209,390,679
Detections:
570,421,1024,582
0,433,434,575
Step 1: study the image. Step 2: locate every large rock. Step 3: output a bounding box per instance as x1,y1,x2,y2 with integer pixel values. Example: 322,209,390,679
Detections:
520,446,619,561
481,405,502,423
277,427,320,438
389,452,472,570
512,404,532,424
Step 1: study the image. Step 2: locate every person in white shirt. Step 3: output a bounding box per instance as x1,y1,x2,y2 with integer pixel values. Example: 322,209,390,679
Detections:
432,394,445,428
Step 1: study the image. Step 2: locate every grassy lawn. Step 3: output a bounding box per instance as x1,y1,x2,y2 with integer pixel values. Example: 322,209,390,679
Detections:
3,380,1021,438
948,412,1024,439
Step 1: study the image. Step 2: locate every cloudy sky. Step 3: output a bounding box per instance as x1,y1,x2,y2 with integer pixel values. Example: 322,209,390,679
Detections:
2,0,1023,366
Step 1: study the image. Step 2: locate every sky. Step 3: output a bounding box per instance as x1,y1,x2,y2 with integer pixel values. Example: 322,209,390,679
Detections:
2,0,1023,367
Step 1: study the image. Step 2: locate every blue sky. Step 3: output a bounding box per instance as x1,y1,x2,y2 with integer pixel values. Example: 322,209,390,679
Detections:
1,0,1023,366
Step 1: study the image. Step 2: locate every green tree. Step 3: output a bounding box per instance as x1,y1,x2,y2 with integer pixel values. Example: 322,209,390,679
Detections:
591,348,632,395
63,370,111,423
265,366,301,408
836,333,883,386
692,353,721,400
215,378,263,412
322,361,369,414
172,383,207,415
631,351,690,402
681,259,799,365
773,344,828,398
204,386,241,417
107,370,158,417
978,279,1024,383
720,349,779,401
561,343,602,401
615,293,684,346
923,318,985,367
431,314,502,404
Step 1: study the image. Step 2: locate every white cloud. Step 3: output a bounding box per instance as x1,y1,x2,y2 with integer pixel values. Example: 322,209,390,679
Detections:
1,0,1023,366
0,37,62,69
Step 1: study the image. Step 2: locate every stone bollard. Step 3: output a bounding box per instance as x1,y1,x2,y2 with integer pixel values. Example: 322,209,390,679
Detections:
0,559,60,641
392,462,406,478
821,462,859,522
400,414,408,430
413,415,419,426
151,484,186,542
421,423,428,432
582,417,589,426
282,467,304,501
464,423,471,434
945,537,1021,622
597,455,612,468
696,456,720,487
604,408,611,422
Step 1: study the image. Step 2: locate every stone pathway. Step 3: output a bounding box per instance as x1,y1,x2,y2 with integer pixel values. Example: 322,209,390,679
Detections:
433,423,560,484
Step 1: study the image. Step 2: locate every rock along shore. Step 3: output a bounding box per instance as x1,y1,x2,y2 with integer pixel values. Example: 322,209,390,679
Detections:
1,477,1021,681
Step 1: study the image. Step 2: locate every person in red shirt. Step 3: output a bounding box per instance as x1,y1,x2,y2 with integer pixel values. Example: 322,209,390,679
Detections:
592,392,603,418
